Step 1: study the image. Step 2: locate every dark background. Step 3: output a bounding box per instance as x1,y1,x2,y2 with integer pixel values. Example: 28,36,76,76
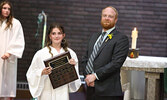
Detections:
3,0,167,82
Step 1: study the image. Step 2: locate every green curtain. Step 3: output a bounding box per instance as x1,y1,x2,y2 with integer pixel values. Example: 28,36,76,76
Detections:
164,68,167,93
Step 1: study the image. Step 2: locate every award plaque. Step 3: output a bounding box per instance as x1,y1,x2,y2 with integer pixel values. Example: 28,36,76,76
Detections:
44,51,78,89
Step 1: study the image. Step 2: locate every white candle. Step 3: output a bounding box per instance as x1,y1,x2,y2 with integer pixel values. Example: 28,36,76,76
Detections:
131,27,138,49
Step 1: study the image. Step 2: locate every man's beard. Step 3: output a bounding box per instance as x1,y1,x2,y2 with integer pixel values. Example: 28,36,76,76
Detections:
101,20,115,30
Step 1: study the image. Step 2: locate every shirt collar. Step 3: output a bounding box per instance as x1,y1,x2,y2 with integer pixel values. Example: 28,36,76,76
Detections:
102,26,115,35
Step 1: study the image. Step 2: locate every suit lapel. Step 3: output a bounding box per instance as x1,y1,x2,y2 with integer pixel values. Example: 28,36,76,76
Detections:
95,29,117,59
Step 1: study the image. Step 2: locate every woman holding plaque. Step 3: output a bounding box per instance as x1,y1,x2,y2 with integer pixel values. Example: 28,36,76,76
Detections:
26,23,81,100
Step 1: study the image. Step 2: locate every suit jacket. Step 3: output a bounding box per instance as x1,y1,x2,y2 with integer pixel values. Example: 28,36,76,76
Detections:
82,28,129,96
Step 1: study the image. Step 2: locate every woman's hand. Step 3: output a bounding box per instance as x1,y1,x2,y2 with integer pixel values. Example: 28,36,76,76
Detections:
41,66,52,75
69,58,76,65
1,53,11,59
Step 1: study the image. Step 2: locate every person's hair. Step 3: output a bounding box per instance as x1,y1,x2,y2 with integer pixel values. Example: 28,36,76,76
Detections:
102,6,118,19
46,23,68,57
0,0,13,30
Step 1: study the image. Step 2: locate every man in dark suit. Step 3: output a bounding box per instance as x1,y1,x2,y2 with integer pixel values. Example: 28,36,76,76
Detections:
82,6,129,100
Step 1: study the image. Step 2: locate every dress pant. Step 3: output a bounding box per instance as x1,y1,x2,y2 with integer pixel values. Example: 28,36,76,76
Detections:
86,86,123,100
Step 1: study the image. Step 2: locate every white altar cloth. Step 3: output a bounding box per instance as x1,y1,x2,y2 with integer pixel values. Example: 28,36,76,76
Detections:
123,56,167,68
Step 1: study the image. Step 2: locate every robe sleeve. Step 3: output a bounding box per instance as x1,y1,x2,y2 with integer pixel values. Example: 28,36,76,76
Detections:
26,52,46,98
7,19,25,58
68,49,81,93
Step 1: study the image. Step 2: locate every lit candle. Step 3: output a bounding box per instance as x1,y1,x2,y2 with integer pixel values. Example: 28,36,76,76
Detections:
131,27,138,49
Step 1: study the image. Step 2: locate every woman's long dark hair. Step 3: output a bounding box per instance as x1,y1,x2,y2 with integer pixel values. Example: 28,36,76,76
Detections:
46,23,68,57
0,0,13,30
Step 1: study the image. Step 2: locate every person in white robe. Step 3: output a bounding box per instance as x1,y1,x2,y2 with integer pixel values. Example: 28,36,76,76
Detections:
26,23,81,100
0,1,25,100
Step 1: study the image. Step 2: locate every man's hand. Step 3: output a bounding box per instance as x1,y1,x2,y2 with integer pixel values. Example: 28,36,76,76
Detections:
85,74,96,87
89,82,95,87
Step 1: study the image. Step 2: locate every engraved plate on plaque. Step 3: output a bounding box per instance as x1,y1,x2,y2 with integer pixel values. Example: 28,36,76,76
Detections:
44,51,78,89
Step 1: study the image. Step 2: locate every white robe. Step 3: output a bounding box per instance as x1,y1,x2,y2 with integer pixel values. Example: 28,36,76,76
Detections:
26,47,81,100
0,18,25,97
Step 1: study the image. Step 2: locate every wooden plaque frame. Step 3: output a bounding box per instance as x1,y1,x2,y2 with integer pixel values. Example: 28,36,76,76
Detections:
44,51,78,89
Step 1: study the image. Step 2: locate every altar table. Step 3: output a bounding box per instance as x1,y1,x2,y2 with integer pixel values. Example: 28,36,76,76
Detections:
121,56,167,100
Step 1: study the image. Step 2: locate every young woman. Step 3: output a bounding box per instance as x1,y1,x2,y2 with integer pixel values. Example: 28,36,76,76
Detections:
26,23,81,100
0,0,25,100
